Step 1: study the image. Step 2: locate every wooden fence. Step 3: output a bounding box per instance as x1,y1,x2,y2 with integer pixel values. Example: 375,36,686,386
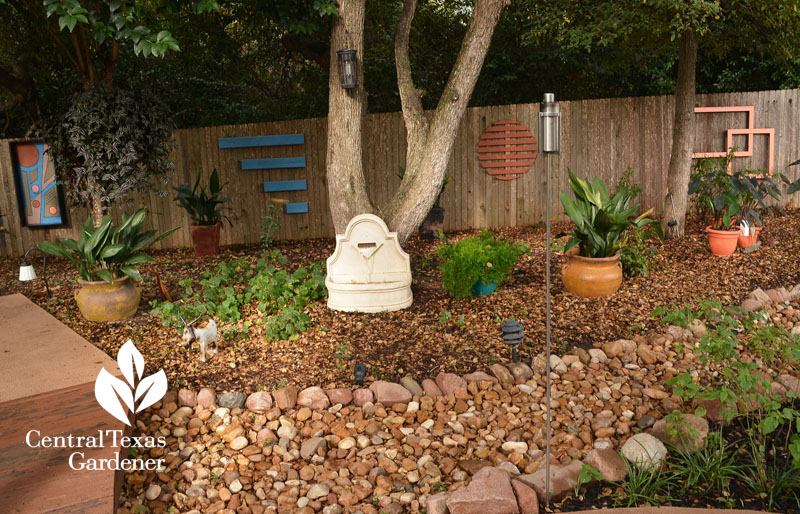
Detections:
1,88,798,257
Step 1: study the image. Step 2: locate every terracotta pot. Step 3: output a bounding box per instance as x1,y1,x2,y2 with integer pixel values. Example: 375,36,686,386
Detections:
419,207,445,240
190,223,221,256
737,226,762,248
561,247,623,298
75,276,141,321
706,225,741,256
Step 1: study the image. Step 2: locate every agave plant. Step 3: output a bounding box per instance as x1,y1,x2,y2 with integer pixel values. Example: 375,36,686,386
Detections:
174,168,231,226
38,209,178,282
559,170,662,258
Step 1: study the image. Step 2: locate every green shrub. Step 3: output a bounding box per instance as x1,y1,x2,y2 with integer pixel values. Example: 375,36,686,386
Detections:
173,168,231,226
619,226,662,277
438,231,527,298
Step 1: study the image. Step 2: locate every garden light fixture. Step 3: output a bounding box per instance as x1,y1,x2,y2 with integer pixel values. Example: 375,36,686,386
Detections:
501,320,524,363
19,247,51,298
337,32,358,89
354,362,366,386
539,92,561,508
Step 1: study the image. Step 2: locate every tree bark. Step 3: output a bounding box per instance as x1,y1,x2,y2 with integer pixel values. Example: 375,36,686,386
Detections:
325,0,375,233
91,193,104,227
664,30,698,239
384,0,509,243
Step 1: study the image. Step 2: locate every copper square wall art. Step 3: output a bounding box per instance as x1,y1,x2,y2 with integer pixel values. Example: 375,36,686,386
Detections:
478,120,537,181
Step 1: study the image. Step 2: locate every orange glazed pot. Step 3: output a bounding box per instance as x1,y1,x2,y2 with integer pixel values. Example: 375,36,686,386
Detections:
190,223,221,256
562,247,623,298
737,226,762,248
706,225,741,256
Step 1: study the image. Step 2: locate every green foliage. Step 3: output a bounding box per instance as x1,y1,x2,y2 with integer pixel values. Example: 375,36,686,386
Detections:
438,231,528,298
150,249,326,341
38,209,177,282
335,343,351,371
559,169,662,258
657,300,800,498
689,151,741,230
619,226,662,277
668,430,742,495
575,464,603,496
41,0,218,57
39,84,175,212
173,168,231,226
612,454,677,507
260,203,283,248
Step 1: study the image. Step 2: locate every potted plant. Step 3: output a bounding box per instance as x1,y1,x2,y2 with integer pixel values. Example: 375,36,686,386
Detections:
38,209,177,321
559,170,661,297
689,155,741,256
729,169,785,248
438,231,528,298
174,168,231,256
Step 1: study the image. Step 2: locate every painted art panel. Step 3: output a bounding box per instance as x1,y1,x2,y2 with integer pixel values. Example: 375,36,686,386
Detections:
11,141,65,227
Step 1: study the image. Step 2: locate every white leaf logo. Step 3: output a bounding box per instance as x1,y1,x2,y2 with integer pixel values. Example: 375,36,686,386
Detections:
94,339,168,426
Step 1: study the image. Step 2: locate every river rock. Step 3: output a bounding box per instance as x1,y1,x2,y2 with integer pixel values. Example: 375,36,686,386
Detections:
400,376,425,396
370,380,412,404
297,386,330,410
650,413,709,453
217,391,246,409
583,448,627,482
245,391,273,413
620,433,667,470
445,466,519,514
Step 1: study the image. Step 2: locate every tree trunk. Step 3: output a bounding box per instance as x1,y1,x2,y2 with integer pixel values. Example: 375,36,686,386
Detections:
325,0,375,234
664,30,698,239
384,0,509,243
91,193,104,227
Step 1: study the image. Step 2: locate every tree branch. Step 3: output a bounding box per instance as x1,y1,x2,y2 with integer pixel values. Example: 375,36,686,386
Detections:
395,0,428,175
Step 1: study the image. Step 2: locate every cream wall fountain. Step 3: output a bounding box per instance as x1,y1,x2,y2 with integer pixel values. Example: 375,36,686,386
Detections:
325,214,413,312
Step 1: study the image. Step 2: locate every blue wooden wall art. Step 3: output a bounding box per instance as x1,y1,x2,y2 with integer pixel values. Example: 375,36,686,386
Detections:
218,133,309,215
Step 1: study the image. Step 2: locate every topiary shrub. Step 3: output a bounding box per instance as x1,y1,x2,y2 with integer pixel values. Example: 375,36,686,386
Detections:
40,84,175,226
438,231,528,298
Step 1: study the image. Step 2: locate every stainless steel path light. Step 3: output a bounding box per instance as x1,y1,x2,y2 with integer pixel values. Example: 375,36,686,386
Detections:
538,92,561,508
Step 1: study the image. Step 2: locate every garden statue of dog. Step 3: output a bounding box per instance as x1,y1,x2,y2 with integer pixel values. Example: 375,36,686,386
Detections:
179,314,218,363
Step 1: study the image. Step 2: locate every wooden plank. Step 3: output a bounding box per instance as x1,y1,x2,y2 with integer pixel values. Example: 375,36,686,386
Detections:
218,134,304,149
286,202,309,214
263,180,307,193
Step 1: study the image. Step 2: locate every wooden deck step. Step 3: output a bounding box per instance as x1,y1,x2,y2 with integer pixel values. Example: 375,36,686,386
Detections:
0,294,126,513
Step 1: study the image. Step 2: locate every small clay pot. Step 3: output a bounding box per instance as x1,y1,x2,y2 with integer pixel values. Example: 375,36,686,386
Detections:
562,247,623,298
75,276,141,321
190,223,222,256
706,225,741,256
737,226,762,248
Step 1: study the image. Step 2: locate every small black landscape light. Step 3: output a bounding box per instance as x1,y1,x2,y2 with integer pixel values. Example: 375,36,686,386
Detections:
354,362,367,386
19,247,51,298
337,31,358,89
501,320,524,363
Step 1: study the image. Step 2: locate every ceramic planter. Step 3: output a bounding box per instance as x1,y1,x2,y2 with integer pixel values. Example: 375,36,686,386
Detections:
562,247,623,298
190,222,221,256
472,280,497,296
706,226,741,256
75,276,141,321
419,207,445,241
737,226,762,248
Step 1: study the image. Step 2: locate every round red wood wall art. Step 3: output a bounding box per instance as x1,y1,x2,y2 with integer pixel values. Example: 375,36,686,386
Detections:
477,120,537,181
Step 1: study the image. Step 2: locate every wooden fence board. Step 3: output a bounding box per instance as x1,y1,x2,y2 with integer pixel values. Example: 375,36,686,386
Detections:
2,89,800,255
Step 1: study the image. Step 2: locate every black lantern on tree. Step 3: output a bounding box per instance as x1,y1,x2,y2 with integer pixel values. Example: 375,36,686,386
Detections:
337,32,358,89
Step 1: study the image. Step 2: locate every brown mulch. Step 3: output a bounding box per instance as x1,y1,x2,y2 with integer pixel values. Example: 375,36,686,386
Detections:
2,212,799,393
